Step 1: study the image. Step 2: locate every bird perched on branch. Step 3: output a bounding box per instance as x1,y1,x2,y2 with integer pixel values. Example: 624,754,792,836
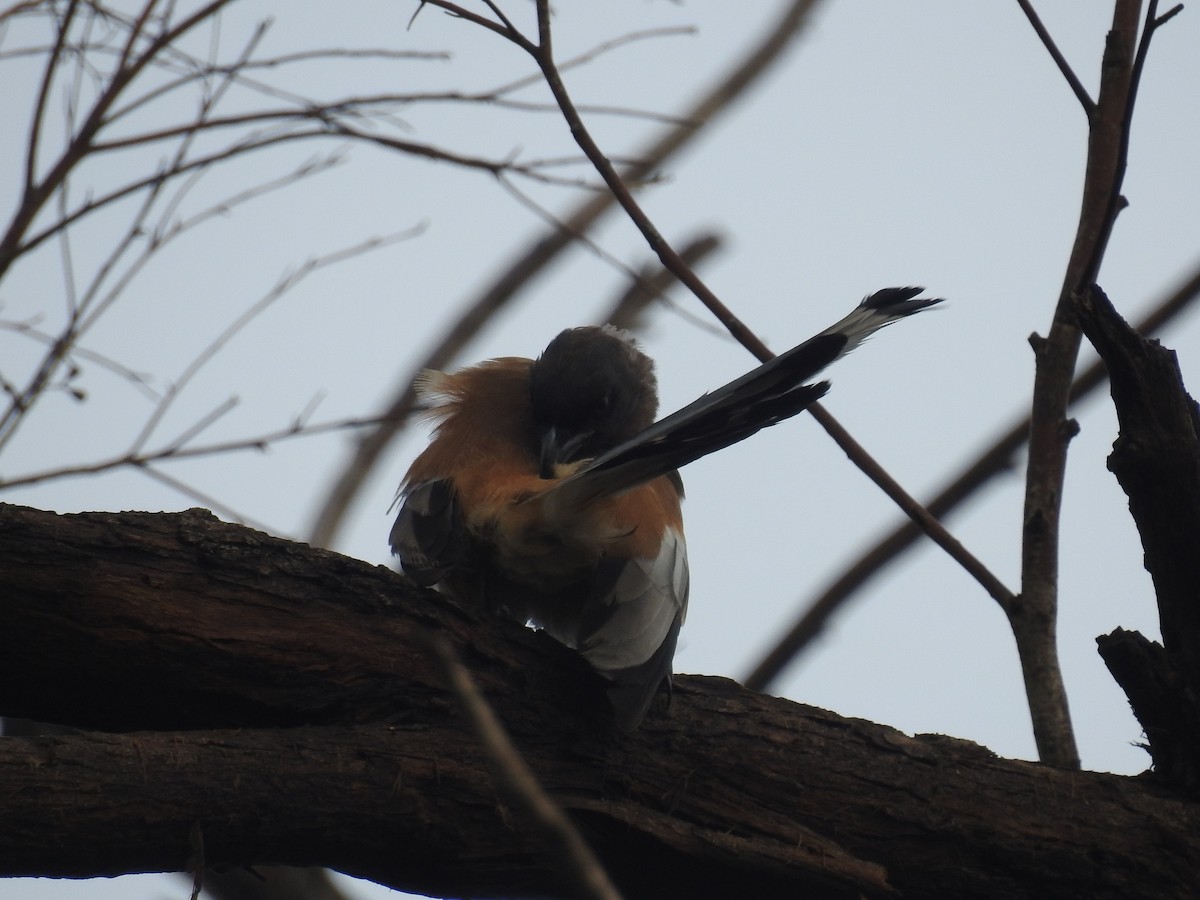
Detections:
391,287,942,729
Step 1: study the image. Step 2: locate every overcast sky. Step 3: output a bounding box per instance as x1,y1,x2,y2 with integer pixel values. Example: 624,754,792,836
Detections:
3,2,1199,898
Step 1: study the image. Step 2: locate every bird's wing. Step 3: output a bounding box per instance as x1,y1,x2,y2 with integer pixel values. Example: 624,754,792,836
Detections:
579,525,690,670
577,525,689,730
390,478,466,586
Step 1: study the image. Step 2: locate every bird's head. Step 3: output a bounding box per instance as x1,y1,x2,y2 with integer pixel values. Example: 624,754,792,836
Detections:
529,326,659,479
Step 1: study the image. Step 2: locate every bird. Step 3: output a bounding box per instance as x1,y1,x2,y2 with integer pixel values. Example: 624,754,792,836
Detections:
391,287,942,730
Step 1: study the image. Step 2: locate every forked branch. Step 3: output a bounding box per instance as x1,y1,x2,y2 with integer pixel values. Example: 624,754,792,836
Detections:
1017,0,1174,769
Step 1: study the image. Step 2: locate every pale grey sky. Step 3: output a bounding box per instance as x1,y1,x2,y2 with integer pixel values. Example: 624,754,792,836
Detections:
3,2,1199,898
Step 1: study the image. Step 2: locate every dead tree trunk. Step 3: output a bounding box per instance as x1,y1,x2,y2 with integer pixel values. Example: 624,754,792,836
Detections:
1078,284,1200,790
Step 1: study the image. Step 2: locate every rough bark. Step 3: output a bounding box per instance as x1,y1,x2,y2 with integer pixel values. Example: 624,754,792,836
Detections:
1078,284,1200,789
1,502,1198,899
1097,627,1200,790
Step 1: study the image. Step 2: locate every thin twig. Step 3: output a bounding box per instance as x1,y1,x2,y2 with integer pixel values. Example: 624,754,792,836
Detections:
0,411,390,492
599,233,723,333
130,227,423,454
811,404,1017,613
421,0,533,47
0,317,158,400
487,25,697,100
0,0,240,282
76,13,271,335
330,124,606,187
428,637,624,900
1015,0,1097,118
0,1,46,27
26,0,80,192
0,147,347,452
16,133,347,261
0,0,242,446
227,46,452,65
138,464,277,534
479,0,522,43
494,174,726,336
159,396,239,455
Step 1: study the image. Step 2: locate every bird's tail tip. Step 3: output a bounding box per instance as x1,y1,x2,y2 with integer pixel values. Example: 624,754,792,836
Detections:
819,286,944,349
860,286,945,319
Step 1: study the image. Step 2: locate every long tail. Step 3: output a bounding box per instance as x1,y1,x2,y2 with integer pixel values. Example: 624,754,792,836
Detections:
541,287,942,510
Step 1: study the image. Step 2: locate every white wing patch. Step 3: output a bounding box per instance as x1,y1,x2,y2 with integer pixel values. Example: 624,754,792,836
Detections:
580,527,689,672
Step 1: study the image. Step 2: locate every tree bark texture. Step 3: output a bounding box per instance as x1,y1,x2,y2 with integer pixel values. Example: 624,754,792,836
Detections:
1,502,1197,899
1078,284,1200,789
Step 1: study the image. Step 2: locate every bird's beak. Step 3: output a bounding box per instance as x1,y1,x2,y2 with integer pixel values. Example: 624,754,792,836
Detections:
539,426,564,478
539,426,588,479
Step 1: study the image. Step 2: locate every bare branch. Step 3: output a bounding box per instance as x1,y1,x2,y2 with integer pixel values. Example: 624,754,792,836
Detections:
811,404,1017,613
226,46,452,66
327,123,608,187
27,0,80,193
0,143,347,453
0,317,158,400
1018,0,1168,770
15,133,345,262
417,0,535,49
598,233,724,333
0,411,388,493
493,173,725,336
1016,0,1097,117
158,397,240,456
0,224,419,498
0,0,241,283
0,1,46,27
205,26,692,123
487,25,697,100
129,227,424,454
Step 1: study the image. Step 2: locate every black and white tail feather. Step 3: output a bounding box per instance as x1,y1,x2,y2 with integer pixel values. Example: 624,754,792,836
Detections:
535,287,942,513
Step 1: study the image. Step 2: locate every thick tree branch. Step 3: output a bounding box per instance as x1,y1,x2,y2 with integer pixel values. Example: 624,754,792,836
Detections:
1077,286,1200,667
1098,627,1200,791
1,503,1199,899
